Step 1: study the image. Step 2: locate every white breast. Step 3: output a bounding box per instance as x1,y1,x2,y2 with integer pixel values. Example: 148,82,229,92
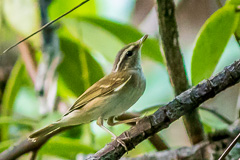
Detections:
102,70,146,118
60,70,146,125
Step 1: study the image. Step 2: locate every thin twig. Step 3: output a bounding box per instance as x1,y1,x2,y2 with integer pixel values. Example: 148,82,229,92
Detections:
148,134,169,151
30,149,38,160
2,0,90,54
218,132,240,160
156,0,204,144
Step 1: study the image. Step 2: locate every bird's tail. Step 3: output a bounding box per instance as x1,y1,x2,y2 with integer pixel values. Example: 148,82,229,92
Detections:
28,123,61,142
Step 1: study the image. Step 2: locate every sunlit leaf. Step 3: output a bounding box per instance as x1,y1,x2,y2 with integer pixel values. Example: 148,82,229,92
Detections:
39,136,96,159
202,123,213,133
63,17,163,63
48,0,96,19
191,5,239,85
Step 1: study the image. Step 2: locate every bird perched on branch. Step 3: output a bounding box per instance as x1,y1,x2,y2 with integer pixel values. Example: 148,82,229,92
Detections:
29,35,148,150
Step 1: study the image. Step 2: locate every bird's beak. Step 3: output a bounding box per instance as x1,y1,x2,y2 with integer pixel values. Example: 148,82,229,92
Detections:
137,34,148,46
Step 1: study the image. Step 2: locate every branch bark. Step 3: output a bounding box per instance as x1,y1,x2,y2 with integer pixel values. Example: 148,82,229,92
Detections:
87,59,240,159
30,149,38,160
115,113,169,151
156,0,205,144
0,127,72,160
1,58,240,159
120,139,232,160
121,123,240,160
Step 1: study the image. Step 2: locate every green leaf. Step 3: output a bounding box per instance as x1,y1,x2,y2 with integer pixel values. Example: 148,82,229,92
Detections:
1,58,32,140
39,136,96,159
0,140,15,153
0,116,36,127
58,36,104,98
191,5,239,85
2,59,25,116
200,109,228,130
1,61,33,114
63,17,163,63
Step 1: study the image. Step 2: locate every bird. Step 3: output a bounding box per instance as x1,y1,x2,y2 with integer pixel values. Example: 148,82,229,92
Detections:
28,35,148,150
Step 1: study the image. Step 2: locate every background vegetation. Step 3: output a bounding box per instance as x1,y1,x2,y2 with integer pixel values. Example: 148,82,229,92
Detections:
1,0,240,159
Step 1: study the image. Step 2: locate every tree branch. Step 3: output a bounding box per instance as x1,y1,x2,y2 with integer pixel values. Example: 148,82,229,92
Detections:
1,59,240,159
156,0,205,144
30,149,38,160
120,138,234,160
87,59,240,159
218,132,240,160
0,127,72,160
115,113,169,151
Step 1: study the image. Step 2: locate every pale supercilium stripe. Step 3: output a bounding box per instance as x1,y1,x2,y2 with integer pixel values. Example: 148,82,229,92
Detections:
114,45,134,72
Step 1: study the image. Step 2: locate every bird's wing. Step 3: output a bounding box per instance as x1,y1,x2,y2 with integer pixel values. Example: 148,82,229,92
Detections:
63,72,132,116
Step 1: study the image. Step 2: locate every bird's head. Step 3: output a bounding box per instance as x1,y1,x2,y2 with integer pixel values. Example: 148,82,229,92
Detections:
112,35,148,72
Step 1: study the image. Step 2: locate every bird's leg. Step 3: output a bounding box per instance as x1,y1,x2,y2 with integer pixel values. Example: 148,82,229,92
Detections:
97,117,116,138
97,117,128,151
107,116,140,126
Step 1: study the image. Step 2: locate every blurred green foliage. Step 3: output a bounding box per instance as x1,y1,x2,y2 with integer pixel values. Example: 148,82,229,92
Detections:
58,36,104,97
191,4,239,85
1,0,240,159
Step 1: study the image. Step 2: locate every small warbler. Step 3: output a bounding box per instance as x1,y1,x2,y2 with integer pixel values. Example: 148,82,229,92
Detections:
29,35,148,149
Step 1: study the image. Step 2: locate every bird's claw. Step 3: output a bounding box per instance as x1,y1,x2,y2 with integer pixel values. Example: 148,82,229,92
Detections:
112,136,128,151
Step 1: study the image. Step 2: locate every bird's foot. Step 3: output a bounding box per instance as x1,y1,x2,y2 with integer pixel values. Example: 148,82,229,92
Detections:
112,136,128,151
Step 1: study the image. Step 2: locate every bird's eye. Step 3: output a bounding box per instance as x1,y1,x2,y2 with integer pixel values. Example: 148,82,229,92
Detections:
126,51,133,57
